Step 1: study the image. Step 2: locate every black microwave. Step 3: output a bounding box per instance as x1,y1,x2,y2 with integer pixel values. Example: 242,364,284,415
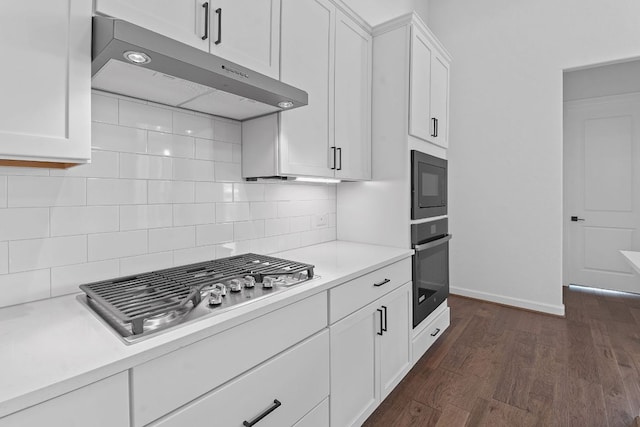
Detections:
411,150,447,219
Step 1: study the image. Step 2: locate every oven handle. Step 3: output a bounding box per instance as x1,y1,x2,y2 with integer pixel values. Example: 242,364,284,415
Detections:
414,234,452,252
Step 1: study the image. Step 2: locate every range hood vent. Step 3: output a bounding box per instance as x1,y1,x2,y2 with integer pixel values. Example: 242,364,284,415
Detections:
91,17,308,121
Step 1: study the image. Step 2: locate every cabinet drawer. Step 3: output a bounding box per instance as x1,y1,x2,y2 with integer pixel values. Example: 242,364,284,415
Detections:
132,292,327,427
329,257,411,323
294,398,329,427
153,330,329,427
412,303,450,363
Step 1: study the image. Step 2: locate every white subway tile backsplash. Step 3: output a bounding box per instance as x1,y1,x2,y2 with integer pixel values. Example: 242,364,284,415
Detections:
173,245,216,266
265,218,290,237
119,99,172,133
232,144,242,163
0,208,49,241
87,178,147,205
89,230,148,261
249,202,278,220
10,236,87,273
120,252,173,276
214,162,241,182
173,204,215,226
265,183,334,201
216,203,250,223
120,205,173,231
119,153,172,180
216,240,251,258
51,206,119,237
290,216,311,233
92,93,118,124
173,158,215,181
213,118,241,143
148,181,195,204
148,131,194,159
0,176,6,208
51,260,119,297
92,122,147,153
0,167,48,176
173,112,213,139
149,226,195,253
0,269,50,307
214,141,233,162
233,183,264,202
196,223,233,246
233,220,265,241
0,242,7,274
195,182,233,203
50,150,119,178
8,176,86,207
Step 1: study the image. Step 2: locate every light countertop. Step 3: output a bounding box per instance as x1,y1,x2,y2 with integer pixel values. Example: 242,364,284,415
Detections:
0,240,412,418
620,250,640,276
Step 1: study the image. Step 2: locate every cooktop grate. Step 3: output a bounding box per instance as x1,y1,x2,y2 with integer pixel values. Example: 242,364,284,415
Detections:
80,253,314,335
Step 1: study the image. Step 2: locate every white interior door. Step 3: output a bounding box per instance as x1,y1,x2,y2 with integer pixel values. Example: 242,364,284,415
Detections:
564,93,640,293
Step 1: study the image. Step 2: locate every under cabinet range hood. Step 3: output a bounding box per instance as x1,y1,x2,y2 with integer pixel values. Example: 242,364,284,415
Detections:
91,17,308,121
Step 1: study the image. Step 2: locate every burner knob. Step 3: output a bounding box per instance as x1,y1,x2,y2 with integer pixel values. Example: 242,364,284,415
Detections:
208,290,222,306
244,276,256,288
263,277,276,289
213,283,226,296
229,279,243,292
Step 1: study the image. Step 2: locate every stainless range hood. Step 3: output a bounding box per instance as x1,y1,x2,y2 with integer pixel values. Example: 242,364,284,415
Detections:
91,16,308,121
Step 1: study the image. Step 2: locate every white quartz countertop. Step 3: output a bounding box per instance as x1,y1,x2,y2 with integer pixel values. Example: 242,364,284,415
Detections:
0,240,412,418
620,250,640,275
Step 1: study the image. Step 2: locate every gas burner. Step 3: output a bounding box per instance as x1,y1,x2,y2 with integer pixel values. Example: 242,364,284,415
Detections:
143,309,188,331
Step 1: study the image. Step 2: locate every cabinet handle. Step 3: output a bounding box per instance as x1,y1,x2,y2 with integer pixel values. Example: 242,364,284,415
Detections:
435,118,439,138
377,308,384,335
382,305,388,332
201,2,209,40
337,147,342,171
430,328,441,337
431,118,437,137
215,8,222,45
373,278,390,287
330,146,336,170
242,399,281,426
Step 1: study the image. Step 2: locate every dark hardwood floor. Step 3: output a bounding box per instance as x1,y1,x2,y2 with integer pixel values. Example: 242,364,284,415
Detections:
364,286,640,427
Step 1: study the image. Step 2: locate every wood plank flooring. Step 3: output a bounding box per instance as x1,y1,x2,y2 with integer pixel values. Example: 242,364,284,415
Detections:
364,286,640,427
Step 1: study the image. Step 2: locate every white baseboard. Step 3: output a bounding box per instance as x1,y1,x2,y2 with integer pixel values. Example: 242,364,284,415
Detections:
450,286,565,316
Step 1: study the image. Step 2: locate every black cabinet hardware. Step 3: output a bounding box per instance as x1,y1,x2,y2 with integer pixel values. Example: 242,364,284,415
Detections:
431,117,437,137
377,308,384,335
435,118,438,137
381,305,388,332
330,146,336,170
242,399,281,426
337,147,342,170
215,8,222,45
201,3,209,40
570,216,585,222
430,328,441,337
373,278,390,287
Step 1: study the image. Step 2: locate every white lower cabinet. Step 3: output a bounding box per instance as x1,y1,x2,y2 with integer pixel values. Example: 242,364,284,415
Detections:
330,282,411,427
152,330,329,427
293,398,329,427
412,301,450,364
0,372,129,427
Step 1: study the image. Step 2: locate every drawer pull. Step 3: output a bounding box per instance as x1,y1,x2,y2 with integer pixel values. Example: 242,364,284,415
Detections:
381,305,388,332
430,328,441,337
243,399,281,426
377,308,384,335
373,278,390,287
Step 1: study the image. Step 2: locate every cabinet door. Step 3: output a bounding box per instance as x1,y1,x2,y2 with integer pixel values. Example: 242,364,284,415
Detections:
334,11,372,181
330,304,379,427
209,0,280,79
409,25,433,142
95,0,209,51
0,0,91,164
280,0,335,178
430,52,449,148
379,283,412,399
0,373,129,427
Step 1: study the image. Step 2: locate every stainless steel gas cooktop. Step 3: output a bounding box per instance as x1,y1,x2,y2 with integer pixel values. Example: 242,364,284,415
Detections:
79,253,315,343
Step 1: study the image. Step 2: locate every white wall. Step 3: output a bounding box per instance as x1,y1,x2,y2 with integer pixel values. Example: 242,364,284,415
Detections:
0,91,336,308
564,59,640,101
427,0,640,315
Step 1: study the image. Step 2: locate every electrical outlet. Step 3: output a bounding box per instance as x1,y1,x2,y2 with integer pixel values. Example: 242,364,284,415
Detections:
315,214,328,227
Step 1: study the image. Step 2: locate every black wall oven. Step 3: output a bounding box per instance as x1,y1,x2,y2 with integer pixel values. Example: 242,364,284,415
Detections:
411,150,447,220
411,218,450,328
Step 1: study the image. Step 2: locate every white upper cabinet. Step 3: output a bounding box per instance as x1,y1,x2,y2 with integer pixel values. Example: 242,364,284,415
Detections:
279,0,335,178
95,0,280,78
0,0,91,164
334,10,372,181
208,0,280,79
408,19,450,148
95,0,210,51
